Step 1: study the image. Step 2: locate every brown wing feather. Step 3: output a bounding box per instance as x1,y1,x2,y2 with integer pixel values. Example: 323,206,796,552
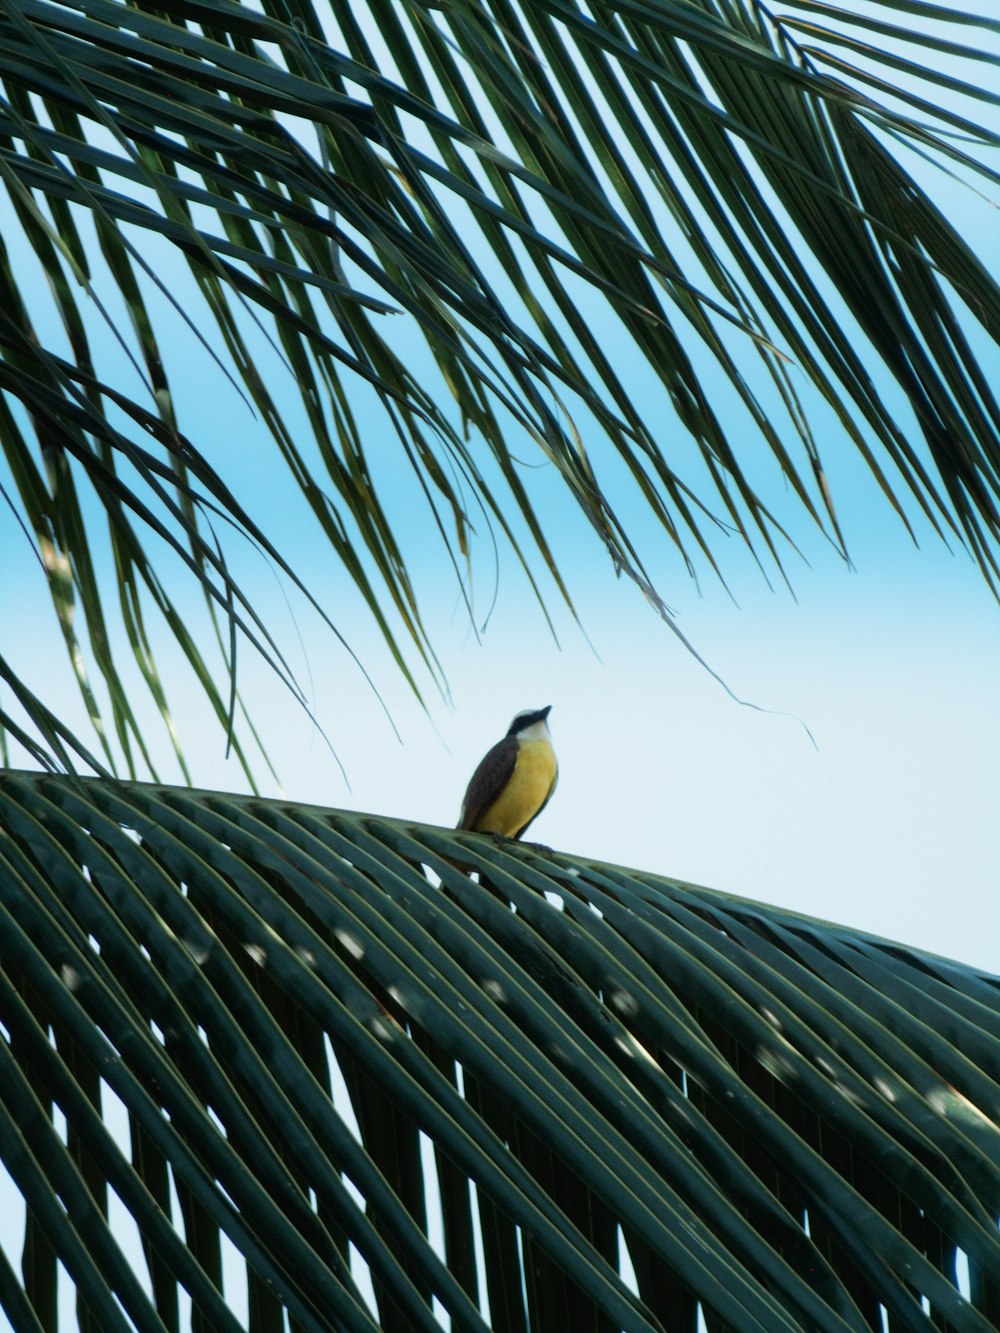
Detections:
458,735,519,830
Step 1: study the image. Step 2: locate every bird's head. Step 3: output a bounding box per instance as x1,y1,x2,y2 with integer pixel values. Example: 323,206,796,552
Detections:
506,705,552,740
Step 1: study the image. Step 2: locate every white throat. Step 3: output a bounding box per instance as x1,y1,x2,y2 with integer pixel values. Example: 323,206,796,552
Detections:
518,719,551,743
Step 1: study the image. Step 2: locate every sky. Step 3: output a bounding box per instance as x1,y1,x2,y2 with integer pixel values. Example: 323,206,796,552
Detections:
159,491,999,973
4,301,997,974
2,0,998,990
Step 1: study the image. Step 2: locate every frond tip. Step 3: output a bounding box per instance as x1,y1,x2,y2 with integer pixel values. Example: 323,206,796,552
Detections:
4,0,1000,780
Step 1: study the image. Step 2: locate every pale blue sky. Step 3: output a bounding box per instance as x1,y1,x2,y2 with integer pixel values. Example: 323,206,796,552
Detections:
5,355,998,972
2,4,999,977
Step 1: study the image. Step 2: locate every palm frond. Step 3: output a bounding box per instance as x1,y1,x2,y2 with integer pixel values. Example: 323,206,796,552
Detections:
2,0,1000,770
1,771,997,1331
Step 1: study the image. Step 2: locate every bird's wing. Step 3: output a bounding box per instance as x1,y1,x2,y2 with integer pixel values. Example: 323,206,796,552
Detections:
458,736,519,830
513,763,558,840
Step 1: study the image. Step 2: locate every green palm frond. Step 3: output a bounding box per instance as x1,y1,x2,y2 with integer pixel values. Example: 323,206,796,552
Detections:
1,771,997,1331
2,0,999,771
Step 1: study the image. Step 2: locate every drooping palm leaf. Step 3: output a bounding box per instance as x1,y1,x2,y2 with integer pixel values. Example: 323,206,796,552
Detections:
1,0,999,771
1,770,997,1331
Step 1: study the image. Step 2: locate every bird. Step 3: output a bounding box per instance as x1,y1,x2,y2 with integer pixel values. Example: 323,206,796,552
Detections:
458,705,558,840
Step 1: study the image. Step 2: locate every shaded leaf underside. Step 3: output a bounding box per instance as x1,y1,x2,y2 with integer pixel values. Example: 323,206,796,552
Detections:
0,771,997,1331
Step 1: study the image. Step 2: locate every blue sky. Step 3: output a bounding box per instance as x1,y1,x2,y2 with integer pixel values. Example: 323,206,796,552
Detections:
5,308,997,973
2,6,999,978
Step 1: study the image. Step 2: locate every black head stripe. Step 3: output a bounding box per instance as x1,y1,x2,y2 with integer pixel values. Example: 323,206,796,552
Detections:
506,704,552,736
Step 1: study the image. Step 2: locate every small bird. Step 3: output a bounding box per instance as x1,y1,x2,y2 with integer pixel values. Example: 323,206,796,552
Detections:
458,705,558,840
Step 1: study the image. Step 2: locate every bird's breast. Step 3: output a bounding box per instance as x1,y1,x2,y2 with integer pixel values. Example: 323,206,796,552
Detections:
476,738,557,837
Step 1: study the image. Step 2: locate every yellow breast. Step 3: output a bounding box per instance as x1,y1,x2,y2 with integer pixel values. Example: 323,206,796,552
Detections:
476,738,557,837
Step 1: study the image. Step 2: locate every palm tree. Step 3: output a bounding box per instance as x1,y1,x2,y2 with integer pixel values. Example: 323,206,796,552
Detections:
1,1,998,1330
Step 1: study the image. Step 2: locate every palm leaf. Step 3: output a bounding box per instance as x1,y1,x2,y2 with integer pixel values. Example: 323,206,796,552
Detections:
1,770,997,1331
2,0,1000,770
